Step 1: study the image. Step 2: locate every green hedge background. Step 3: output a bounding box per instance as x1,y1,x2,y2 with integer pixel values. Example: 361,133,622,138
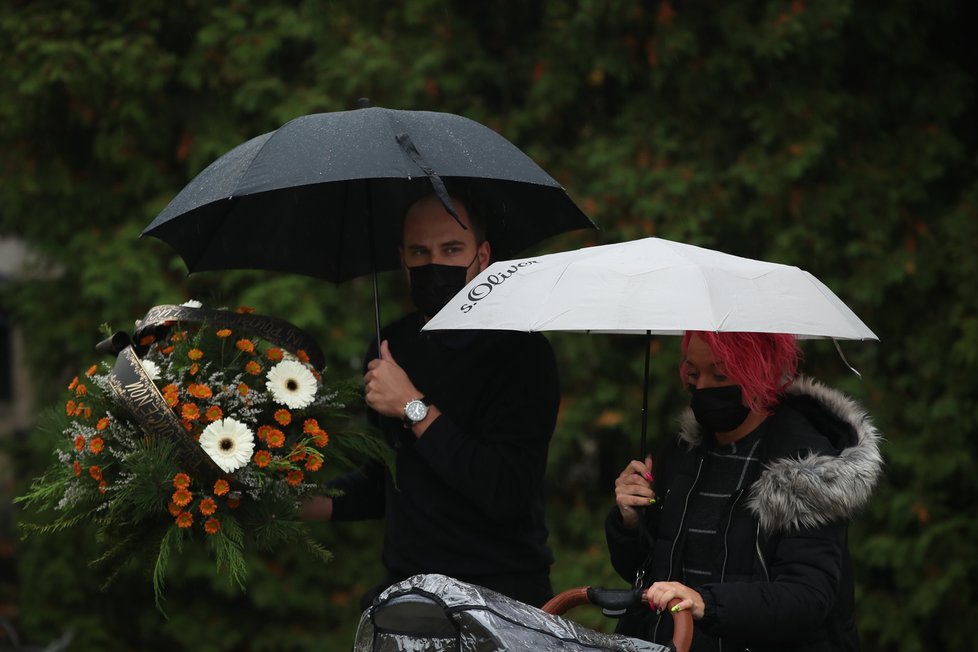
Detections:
1,1,975,650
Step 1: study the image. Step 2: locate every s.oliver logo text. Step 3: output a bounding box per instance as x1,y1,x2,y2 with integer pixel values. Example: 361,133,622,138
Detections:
460,260,538,313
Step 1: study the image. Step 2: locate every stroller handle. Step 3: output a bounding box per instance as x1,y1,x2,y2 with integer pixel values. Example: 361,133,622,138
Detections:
541,586,693,652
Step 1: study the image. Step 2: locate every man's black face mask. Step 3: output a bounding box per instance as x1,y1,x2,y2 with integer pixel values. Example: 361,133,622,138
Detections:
688,384,751,433
408,254,478,318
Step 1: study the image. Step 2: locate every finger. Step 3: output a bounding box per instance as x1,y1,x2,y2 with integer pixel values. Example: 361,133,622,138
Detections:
379,339,392,362
644,455,654,475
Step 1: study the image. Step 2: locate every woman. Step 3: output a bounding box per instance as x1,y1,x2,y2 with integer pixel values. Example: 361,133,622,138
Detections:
606,331,882,651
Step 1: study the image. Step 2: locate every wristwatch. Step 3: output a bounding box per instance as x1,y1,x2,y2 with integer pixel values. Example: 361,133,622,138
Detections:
402,397,430,428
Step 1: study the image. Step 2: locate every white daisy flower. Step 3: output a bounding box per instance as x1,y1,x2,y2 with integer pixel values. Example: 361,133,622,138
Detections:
265,360,317,409
140,359,161,381
199,418,255,473
181,299,203,308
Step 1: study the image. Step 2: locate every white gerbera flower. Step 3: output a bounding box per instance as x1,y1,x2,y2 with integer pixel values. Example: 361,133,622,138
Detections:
265,360,317,409
181,299,203,308
140,359,161,381
199,418,255,473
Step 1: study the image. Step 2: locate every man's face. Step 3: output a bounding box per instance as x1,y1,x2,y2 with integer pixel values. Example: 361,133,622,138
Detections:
400,195,490,282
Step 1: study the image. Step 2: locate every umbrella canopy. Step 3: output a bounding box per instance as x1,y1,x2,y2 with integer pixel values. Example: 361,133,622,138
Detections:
422,236,877,340
142,106,595,283
422,236,877,455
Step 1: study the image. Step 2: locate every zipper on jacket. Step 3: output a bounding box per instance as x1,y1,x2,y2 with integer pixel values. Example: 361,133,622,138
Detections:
717,488,745,652
754,522,770,581
652,457,704,644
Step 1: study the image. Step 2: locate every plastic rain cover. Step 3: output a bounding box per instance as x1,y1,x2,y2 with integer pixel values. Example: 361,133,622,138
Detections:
352,574,669,652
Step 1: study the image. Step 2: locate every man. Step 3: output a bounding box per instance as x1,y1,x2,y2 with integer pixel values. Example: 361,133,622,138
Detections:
304,192,560,609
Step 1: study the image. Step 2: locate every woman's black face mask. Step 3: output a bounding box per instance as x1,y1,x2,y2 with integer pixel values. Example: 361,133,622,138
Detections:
688,385,750,433
408,254,478,318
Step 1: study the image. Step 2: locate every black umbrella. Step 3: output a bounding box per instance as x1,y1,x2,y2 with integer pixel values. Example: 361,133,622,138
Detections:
143,103,595,344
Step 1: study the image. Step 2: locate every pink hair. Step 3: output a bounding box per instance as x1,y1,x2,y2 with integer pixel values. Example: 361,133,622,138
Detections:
680,331,801,413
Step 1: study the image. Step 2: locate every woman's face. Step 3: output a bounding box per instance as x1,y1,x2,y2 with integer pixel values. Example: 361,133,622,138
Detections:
683,334,735,390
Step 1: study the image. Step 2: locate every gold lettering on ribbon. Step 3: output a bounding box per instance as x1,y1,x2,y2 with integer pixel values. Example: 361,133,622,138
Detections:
108,347,217,472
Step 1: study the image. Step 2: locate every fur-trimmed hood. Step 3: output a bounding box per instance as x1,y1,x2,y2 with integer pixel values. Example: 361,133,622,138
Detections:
677,376,884,533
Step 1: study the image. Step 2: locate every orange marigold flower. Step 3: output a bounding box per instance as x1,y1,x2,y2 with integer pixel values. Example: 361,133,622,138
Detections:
253,450,272,468
305,455,324,472
204,517,221,535
172,488,192,507
188,348,203,361
170,330,187,342
256,424,273,441
286,469,304,486
168,502,182,517
265,347,284,361
288,450,306,463
89,465,102,481
204,405,223,422
65,400,77,416
175,512,193,529
189,362,200,375
312,369,321,382
295,349,310,363
98,480,108,494
96,417,110,431
213,479,230,496
244,360,262,376
139,334,156,346
199,497,217,516
312,431,329,448
73,461,82,477
215,328,232,338
159,345,175,355
181,403,200,421
187,383,213,399
226,495,241,509
182,420,195,432
162,383,179,396
68,376,79,391
88,436,104,454
236,306,256,314
237,382,250,397
302,419,320,434
173,473,191,489
74,435,86,452
85,364,98,377
80,405,92,419
266,429,285,449
235,339,255,354
274,409,291,426
74,383,88,397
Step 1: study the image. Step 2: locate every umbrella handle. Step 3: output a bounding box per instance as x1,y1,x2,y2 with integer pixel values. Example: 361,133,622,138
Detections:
541,586,693,652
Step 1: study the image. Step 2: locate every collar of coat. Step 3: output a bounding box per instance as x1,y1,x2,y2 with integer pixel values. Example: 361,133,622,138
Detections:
676,376,883,534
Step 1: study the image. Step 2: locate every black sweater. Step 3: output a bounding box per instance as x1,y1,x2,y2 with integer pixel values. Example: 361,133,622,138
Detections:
331,313,560,603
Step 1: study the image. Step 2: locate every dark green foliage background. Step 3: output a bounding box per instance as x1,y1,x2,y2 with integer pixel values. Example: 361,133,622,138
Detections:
1,1,975,650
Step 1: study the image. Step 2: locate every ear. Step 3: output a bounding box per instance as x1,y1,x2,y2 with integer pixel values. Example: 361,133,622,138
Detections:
477,240,491,272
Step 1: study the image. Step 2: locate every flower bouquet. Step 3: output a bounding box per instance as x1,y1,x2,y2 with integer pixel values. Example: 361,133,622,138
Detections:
17,303,391,606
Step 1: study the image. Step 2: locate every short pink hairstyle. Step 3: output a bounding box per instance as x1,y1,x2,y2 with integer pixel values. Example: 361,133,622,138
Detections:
680,331,801,414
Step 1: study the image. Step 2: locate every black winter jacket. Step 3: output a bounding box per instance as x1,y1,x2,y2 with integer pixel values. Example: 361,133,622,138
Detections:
606,377,882,652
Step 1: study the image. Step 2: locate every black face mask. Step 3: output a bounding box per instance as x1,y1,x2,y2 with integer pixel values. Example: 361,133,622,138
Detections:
689,385,750,433
408,255,477,318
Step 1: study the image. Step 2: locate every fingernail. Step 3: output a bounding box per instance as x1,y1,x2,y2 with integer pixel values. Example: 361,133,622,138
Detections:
644,472,653,482
671,604,683,613
648,497,657,505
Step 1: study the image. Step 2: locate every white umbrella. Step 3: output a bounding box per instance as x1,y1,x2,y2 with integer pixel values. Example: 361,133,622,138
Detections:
423,237,877,339
422,236,877,452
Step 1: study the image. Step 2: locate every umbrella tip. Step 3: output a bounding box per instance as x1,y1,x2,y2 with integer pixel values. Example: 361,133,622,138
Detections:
357,97,371,109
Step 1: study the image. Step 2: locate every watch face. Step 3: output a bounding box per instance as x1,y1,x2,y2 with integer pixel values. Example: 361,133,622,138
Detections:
405,399,428,422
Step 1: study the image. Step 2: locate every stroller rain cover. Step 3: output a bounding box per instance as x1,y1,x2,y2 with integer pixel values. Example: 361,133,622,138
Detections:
353,574,670,652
